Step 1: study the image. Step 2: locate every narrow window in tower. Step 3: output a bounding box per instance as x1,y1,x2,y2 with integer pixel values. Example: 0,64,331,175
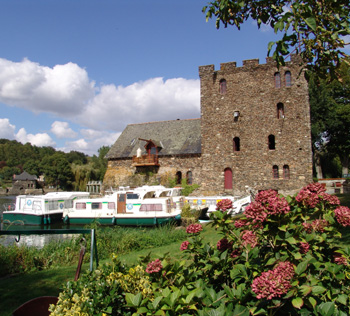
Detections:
268,135,276,150
176,171,182,185
272,165,279,179
277,103,284,119
283,165,290,179
219,79,227,94
274,72,281,88
285,71,292,87
233,137,240,152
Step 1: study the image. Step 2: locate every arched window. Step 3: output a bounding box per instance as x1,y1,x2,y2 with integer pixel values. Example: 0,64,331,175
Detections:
268,135,275,150
224,168,233,190
277,103,284,119
272,165,279,179
233,137,240,152
219,79,227,94
285,71,292,87
274,72,281,88
176,171,182,185
186,171,193,185
283,165,290,179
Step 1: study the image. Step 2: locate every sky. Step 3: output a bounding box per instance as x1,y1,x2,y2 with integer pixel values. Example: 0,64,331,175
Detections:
0,0,282,156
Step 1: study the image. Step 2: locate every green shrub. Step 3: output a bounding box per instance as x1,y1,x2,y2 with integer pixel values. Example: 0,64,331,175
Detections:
52,183,350,315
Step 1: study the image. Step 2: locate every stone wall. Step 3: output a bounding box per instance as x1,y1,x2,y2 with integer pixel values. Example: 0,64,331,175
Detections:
103,154,202,192
198,56,313,196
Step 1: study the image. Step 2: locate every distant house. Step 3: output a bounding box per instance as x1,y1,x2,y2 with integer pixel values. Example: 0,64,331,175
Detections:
12,171,38,193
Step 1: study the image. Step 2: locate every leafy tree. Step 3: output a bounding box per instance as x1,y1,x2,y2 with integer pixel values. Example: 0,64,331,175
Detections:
0,166,21,181
203,0,350,74
66,150,88,165
41,153,74,190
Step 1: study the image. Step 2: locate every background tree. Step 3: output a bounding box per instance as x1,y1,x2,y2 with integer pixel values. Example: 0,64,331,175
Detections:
203,0,350,75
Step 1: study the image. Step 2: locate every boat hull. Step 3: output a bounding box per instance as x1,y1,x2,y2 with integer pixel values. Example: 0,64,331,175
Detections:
64,215,180,226
2,212,63,226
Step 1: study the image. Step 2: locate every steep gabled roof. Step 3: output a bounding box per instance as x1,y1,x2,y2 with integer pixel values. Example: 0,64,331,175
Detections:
106,118,201,159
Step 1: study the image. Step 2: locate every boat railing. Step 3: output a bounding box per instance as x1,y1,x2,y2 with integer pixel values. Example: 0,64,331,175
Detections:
0,229,98,271
2,203,16,212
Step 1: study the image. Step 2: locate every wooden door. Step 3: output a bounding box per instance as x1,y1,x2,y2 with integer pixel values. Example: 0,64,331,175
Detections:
117,194,126,214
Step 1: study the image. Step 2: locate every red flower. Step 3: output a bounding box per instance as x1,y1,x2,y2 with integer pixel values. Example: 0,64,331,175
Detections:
216,238,233,251
216,199,233,212
241,230,258,248
180,241,190,251
146,259,163,274
234,219,249,228
299,242,310,254
186,223,203,234
251,261,294,300
334,206,350,227
334,253,348,266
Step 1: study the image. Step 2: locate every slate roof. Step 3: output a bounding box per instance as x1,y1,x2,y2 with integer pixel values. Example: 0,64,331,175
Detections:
14,171,37,181
106,119,201,159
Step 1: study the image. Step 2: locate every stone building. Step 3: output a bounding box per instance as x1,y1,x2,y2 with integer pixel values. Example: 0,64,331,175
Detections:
104,56,313,196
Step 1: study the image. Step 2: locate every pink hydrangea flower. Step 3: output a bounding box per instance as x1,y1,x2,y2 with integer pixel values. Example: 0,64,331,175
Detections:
303,219,329,233
334,253,348,266
186,223,203,234
334,206,350,227
244,190,289,223
216,199,233,212
146,259,163,274
216,238,233,251
299,242,310,254
241,230,258,248
296,183,340,208
234,219,249,228
251,261,294,300
180,241,190,251
230,248,241,258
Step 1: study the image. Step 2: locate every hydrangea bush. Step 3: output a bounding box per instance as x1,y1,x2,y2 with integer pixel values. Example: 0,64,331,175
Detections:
51,183,350,315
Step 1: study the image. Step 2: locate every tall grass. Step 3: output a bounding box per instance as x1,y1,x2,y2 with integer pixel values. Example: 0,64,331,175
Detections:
0,224,186,278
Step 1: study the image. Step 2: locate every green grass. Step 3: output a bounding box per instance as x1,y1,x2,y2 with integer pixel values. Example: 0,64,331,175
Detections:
0,224,220,316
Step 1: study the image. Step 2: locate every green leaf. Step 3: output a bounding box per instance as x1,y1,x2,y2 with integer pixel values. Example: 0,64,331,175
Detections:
233,304,250,316
292,297,304,309
336,294,348,305
312,286,327,295
152,296,163,309
286,236,297,244
305,17,317,31
308,297,317,308
296,261,308,275
125,292,142,307
317,302,335,316
299,285,312,296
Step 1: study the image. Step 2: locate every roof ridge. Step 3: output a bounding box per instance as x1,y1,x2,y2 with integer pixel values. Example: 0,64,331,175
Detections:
128,118,200,126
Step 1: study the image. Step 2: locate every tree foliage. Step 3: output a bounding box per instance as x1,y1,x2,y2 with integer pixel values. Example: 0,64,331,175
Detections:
203,0,350,75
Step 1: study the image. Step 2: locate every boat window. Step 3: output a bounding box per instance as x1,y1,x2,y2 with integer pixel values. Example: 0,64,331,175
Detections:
92,202,102,209
76,202,86,210
33,201,42,211
127,193,139,199
65,200,73,208
47,201,58,211
108,202,115,209
140,204,163,212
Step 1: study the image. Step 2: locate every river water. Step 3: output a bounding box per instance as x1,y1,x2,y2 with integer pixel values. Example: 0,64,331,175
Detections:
0,196,80,248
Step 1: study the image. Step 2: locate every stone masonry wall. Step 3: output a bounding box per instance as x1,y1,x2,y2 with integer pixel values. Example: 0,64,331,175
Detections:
103,154,202,192
198,55,313,196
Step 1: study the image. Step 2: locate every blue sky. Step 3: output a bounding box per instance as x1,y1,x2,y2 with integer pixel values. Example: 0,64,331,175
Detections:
0,0,280,156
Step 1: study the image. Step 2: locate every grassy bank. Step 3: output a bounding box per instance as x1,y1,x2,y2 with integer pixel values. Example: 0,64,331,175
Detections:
0,224,220,316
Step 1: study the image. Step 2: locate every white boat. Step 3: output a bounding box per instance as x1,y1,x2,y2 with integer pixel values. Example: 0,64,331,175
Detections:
63,186,184,226
2,192,90,226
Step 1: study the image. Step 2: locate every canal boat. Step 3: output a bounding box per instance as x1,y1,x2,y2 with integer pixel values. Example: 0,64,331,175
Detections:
2,192,90,226
63,187,184,226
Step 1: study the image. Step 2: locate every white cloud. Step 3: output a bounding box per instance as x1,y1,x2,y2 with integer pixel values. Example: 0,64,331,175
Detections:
76,77,200,131
0,58,95,117
51,121,78,139
0,118,16,139
15,128,56,147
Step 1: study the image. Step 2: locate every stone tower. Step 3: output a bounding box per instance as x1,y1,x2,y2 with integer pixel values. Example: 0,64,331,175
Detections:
198,55,313,196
